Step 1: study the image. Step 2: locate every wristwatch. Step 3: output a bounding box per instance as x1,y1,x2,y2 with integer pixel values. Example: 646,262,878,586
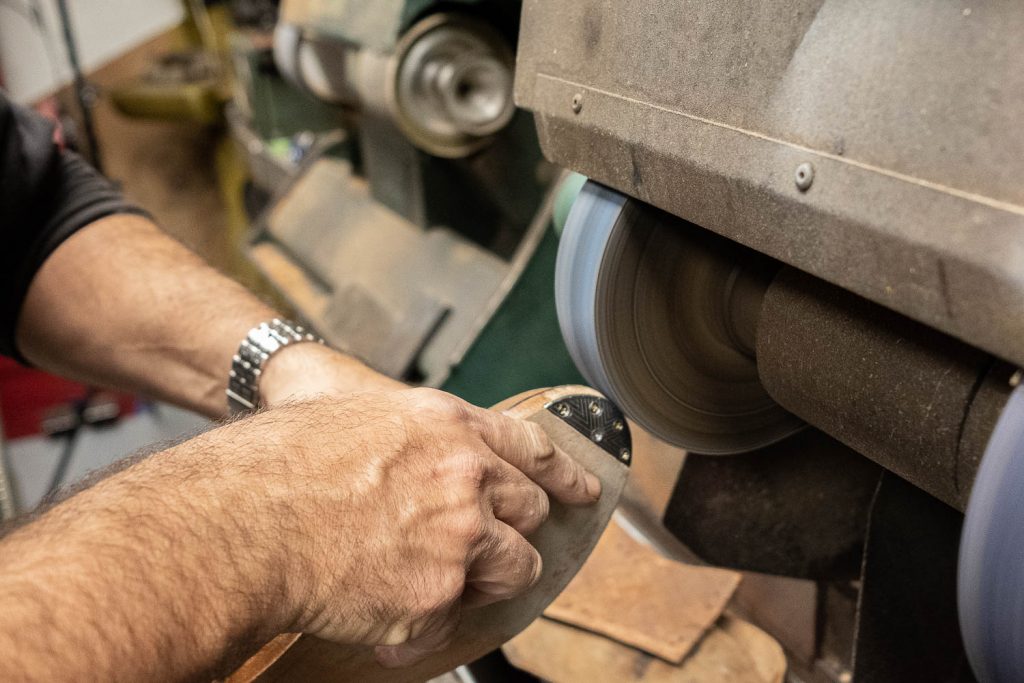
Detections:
226,318,325,415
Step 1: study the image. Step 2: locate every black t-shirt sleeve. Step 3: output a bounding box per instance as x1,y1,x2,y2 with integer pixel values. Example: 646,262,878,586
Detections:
0,90,147,360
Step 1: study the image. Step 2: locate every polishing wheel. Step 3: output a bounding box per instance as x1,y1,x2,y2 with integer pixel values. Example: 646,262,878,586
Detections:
959,383,1024,682
556,181,804,454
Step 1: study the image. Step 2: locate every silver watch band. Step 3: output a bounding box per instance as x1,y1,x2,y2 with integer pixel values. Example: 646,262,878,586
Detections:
227,318,324,415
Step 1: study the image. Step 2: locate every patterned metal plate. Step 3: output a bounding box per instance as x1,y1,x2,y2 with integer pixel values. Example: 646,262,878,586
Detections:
546,395,631,465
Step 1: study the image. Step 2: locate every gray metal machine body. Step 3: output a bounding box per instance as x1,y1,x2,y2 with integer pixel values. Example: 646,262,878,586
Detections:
515,2,1024,682
515,0,1024,370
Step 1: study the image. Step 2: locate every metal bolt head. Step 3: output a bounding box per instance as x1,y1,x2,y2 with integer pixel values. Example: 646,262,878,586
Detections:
591,429,605,443
556,402,572,418
612,419,625,432
589,401,603,416
571,93,584,114
795,162,815,191
620,448,631,462
1011,370,1022,388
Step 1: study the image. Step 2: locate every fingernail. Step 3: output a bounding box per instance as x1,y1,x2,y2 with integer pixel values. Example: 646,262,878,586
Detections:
585,472,602,500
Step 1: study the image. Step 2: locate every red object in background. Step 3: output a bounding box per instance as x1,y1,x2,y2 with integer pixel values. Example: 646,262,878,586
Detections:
33,97,67,147
0,357,135,439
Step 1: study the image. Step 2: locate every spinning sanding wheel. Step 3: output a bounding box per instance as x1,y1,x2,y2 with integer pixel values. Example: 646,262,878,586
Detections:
555,181,804,454
959,383,1024,683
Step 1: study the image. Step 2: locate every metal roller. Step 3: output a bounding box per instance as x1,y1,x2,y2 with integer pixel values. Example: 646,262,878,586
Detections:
272,22,363,106
273,13,516,159
756,266,1014,510
390,13,515,156
555,181,803,454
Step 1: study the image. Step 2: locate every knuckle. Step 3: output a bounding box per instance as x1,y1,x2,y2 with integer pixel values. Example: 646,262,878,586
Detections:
493,536,542,593
514,547,543,591
450,450,487,487
452,507,487,546
533,488,551,523
527,423,556,459
560,461,586,491
408,387,467,420
517,486,550,533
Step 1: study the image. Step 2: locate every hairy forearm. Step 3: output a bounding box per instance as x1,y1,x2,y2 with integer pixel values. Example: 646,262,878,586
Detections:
15,214,272,417
0,387,601,680
15,214,396,417
0,417,297,682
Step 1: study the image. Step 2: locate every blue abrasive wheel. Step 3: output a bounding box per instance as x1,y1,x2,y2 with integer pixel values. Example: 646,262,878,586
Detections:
959,383,1024,683
554,180,803,454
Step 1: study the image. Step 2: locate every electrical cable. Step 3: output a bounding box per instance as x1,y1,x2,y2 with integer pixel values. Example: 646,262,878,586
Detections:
45,424,81,497
0,409,16,521
43,387,97,497
53,0,104,173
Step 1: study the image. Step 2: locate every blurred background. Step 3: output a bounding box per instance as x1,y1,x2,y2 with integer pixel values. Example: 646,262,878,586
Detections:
0,1,273,513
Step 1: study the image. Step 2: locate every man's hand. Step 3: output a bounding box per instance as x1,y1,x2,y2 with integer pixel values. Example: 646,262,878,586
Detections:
242,388,601,668
0,387,600,682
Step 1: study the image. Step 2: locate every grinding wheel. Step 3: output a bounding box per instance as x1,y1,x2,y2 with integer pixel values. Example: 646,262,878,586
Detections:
228,385,631,682
958,383,1024,682
555,181,803,454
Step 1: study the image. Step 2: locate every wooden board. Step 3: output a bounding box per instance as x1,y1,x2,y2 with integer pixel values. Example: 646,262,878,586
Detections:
229,385,632,682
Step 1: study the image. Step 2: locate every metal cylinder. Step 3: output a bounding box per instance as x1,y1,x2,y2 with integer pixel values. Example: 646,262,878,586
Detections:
274,14,516,158
272,24,359,105
390,13,516,157
756,267,1014,510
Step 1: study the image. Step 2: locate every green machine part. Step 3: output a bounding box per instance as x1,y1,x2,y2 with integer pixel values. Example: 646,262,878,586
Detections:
441,224,585,407
551,172,587,237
